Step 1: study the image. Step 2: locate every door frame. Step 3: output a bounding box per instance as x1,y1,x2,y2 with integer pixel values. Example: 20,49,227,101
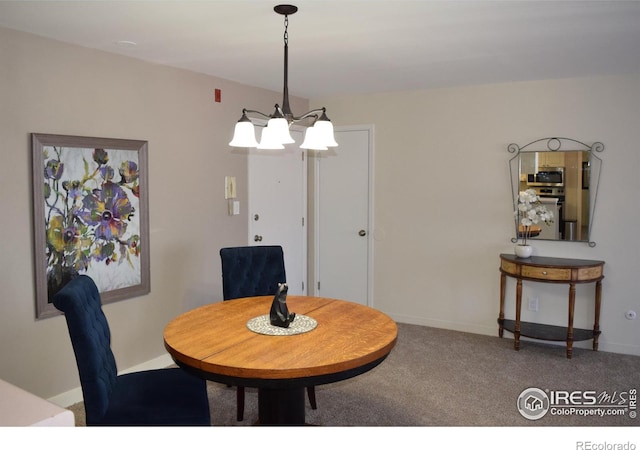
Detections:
313,124,375,306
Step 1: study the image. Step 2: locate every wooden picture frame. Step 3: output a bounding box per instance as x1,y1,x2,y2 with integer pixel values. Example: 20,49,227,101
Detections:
31,133,150,319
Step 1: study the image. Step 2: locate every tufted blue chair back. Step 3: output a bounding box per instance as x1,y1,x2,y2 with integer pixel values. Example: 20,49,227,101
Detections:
53,275,117,424
220,245,287,300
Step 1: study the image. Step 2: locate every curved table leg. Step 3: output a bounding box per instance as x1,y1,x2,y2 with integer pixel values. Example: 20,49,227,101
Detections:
593,279,602,351
567,283,576,359
514,278,522,351
498,273,506,338
258,387,306,425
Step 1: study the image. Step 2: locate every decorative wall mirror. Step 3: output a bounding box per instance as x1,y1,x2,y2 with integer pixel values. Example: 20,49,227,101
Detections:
508,137,603,247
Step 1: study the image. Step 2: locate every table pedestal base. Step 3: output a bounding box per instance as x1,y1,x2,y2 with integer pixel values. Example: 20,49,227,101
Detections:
258,387,305,425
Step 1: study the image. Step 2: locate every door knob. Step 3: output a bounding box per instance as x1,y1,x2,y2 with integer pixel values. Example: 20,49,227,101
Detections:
254,235,263,242
358,230,366,237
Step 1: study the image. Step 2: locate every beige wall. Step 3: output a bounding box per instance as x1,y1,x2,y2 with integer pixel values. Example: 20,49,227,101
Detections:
311,75,640,356
0,27,307,401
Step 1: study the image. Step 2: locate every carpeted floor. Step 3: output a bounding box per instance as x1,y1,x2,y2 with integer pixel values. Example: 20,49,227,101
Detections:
68,322,640,426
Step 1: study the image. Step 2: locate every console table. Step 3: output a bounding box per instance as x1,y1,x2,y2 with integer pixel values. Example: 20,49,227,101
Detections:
498,254,604,358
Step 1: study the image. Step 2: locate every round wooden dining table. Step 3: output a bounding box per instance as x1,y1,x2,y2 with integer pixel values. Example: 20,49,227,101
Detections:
163,295,398,425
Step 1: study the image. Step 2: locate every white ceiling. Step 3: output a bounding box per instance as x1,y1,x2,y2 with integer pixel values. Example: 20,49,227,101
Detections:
1,1,639,99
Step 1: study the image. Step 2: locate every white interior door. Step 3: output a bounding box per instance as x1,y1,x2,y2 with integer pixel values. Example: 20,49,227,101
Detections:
248,130,307,295
315,126,373,305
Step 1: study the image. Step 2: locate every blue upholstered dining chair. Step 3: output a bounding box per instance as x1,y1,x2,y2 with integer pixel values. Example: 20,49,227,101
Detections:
53,275,211,426
219,245,317,421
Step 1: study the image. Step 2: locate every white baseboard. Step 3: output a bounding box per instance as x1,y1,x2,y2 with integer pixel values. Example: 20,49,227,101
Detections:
390,313,640,356
390,313,497,337
48,354,175,408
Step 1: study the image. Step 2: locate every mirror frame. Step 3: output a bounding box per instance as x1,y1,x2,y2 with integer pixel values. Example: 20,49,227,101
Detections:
508,137,604,247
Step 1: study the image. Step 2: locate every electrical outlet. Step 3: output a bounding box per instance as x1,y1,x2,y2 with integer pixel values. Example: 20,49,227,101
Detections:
227,199,240,216
528,297,539,312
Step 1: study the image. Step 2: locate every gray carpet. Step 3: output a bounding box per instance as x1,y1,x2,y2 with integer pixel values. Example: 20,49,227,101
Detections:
69,323,640,426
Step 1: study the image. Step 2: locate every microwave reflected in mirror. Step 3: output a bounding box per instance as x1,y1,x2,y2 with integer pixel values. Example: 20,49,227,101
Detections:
527,167,564,186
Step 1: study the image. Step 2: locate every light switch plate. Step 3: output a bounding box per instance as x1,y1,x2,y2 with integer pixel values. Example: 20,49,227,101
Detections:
225,176,236,199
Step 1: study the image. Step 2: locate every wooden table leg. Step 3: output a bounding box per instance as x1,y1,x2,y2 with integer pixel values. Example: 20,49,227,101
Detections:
498,273,506,338
593,279,602,351
515,278,522,351
258,387,306,425
567,283,576,359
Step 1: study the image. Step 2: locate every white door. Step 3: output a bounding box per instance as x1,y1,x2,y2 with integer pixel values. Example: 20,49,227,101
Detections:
315,125,373,305
248,130,307,295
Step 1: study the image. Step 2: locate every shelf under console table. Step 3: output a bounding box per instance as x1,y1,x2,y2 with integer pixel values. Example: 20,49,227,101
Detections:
498,253,604,359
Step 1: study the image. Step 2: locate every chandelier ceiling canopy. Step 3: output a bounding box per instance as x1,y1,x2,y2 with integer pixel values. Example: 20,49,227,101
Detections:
229,4,338,151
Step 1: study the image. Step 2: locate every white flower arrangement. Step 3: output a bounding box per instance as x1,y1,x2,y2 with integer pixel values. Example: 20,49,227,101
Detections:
515,188,554,245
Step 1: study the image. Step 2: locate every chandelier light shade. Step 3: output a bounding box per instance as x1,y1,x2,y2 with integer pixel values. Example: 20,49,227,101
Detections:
228,113,259,147
229,4,338,151
256,124,285,150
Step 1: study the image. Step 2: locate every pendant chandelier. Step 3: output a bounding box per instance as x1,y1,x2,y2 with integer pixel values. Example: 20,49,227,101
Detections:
229,4,338,151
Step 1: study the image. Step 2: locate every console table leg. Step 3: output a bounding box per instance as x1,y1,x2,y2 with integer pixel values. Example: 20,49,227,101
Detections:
498,273,506,338
515,279,522,351
593,280,602,351
567,283,576,359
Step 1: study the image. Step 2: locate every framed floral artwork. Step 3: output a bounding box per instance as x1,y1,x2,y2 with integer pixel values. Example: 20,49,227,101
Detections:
31,134,150,319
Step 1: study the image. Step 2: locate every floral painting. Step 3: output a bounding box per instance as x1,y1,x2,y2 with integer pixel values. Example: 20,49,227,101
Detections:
32,134,150,319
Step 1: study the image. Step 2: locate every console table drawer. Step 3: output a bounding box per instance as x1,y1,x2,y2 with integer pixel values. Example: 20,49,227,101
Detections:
500,260,518,276
521,266,571,281
576,266,603,281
